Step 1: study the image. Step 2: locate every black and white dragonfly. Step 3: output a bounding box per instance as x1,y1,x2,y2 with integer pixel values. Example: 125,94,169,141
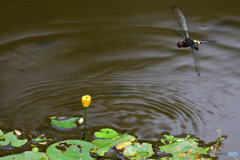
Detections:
172,6,217,76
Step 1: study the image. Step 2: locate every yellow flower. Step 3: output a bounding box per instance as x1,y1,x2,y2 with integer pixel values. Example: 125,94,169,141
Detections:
82,95,91,108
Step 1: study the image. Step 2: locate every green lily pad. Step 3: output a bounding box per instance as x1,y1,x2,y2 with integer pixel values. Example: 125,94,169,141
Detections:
0,130,4,136
32,146,39,152
94,128,118,139
96,146,111,156
114,134,136,145
91,139,112,156
91,131,136,156
0,151,48,160
50,116,80,131
159,135,210,159
46,140,95,160
123,142,153,160
0,131,27,147
161,135,184,144
31,134,52,145
33,137,47,142
91,128,136,156
92,139,112,148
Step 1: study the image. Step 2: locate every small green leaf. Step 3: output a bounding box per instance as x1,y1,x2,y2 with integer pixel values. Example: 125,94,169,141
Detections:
161,139,165,144
198,147,210,154
159,136,209,159
51,117,79,130
11,139,28,147
124,143,153,159
32,147,39,152
0,131,27,147
94,128,118,139
0,132,14,146
91,139,112,148
0,151,48,160
0,130,4,136
96,146,111,156
33,137,46,142
91,130,137,156
31,135,52,145
117,134,135,141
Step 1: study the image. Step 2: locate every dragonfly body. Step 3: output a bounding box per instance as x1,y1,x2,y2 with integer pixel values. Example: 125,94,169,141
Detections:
178,39,217,51
172,6,217,76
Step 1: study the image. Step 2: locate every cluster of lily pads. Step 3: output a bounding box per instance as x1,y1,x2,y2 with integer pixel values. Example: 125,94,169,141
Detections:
0,116,217,160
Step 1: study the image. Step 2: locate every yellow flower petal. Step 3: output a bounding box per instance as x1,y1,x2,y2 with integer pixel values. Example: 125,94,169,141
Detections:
82,95,91,108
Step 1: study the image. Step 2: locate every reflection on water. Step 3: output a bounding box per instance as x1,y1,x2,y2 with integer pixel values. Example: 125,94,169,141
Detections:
0,1,240,158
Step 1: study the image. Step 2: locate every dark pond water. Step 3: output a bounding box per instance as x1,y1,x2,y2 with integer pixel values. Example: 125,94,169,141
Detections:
1,0,240,159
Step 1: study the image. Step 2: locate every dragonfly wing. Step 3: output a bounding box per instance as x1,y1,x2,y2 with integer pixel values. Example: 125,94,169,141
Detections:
172,7,189,39
191,44,201,76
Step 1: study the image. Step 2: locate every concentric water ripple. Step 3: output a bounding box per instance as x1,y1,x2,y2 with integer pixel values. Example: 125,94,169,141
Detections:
1,2,240,158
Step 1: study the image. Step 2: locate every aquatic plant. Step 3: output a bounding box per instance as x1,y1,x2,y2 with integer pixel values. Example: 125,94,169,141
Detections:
82,95,91,129
0,95,229,159
0,127,227,160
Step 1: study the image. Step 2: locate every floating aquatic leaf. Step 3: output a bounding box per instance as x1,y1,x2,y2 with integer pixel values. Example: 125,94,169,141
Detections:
0,130,4,140
159,135,210,159
11,139,28,147
0,130,4,135
33,137,47,142
31,146,39,152
91,130,136,156
96,146,111,156
161,139,165,144
46,140,95,160
0,131,27,147
0,132,12,146
115,134,136,143
92,139,112,148
94,128,118,139
31,134,52,145
50,116,79,131
123,142,153,160
161,134,186,144
91,139,112,156
198,147,210,154
116,141,132,150
0,151,48,160
177,140,198,153
115,134,136,149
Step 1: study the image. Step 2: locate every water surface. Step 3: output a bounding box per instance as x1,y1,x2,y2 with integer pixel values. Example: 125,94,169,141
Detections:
0,1,240,159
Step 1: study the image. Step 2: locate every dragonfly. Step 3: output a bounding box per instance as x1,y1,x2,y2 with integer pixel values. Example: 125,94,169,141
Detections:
172,6,217,76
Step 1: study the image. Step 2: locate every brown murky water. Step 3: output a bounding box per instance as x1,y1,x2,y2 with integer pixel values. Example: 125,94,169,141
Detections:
0,1,240,159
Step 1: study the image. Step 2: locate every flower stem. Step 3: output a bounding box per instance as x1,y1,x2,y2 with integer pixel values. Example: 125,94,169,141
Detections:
84,107,87,129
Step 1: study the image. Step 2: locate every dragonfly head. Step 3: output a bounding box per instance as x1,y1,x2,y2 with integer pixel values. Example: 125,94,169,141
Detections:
177,41,182,48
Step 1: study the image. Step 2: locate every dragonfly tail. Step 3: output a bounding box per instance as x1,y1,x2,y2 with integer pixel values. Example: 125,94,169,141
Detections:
193,40,217,44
